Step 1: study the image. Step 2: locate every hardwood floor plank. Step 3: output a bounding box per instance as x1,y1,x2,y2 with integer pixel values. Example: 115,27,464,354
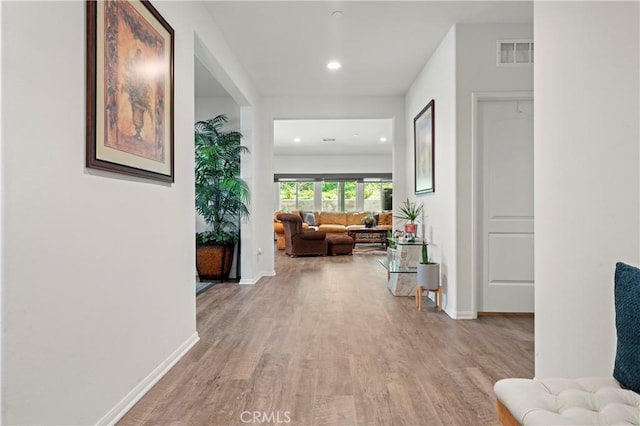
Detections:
313,395,357,426
119,247,533,425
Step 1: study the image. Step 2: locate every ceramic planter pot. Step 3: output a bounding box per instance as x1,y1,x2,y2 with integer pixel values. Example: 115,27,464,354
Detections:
417,262,440,290
196,242,235,281
404,223,417,235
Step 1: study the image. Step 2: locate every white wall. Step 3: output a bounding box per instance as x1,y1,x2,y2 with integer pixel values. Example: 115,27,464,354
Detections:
0,1,4,421
405,26,457,316
273,154,391,174
534,2,639,378
239,104,273,283
455,23,534,317
1,1,261,424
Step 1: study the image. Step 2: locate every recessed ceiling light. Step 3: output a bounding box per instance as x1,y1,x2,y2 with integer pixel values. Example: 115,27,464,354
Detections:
327,61,341,70
293,137,301,143
379,137,387,142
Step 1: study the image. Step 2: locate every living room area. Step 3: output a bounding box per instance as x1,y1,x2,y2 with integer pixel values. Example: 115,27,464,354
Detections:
272,117,394,257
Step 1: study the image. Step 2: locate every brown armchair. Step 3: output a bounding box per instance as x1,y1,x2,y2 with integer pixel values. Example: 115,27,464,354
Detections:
277,213,327,257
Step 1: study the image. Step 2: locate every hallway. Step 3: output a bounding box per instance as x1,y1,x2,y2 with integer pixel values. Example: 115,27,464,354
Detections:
120,250,533,425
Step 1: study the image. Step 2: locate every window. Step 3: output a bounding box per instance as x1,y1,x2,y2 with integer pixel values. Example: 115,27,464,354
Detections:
322,181,357,211
279,181,314,211
279,182,297,211
297,182,314,211
364,181,393,211
321,182,339,212
343,182,357,211
275,175,392,212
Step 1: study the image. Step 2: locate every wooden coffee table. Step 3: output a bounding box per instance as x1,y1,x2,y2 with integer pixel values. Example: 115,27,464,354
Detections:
347,227,388,247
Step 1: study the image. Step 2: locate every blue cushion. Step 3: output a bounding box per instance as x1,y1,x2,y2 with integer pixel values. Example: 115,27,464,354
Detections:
613,262,640,393
303,212,316,226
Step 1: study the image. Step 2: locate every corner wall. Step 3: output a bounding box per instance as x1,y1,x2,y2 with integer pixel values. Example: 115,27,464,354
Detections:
455,23,533,317
405,22,534,318
534,1,640,378
405,26,457,315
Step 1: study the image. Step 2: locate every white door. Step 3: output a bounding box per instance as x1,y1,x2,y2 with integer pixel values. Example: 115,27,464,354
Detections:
478,99,534,312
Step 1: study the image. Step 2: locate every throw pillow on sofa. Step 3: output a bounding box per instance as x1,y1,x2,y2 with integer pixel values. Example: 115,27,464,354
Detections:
303,212,316,226
613,262,640,393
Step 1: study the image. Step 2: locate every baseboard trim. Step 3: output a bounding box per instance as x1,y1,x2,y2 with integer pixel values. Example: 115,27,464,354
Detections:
478,312,534,317
96,332,200,425
239,270,275,285
452,310,475,320
239,276,259,285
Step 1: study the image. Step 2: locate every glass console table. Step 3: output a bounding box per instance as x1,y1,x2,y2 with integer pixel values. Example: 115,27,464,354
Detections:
378,237,424,296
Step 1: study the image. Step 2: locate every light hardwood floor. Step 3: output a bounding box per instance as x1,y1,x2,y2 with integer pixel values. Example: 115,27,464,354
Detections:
119,248,533,426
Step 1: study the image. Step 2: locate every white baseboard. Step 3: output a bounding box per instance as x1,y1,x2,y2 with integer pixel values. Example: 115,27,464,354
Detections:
96,332,200,425
239,269,275,285
239,277,258,285
451,310,475,320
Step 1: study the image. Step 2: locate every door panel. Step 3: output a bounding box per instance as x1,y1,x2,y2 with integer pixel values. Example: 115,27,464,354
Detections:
479,99,534,313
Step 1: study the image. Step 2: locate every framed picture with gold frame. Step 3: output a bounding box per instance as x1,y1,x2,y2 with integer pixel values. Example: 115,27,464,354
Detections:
414,99,435,194
86,0,174,182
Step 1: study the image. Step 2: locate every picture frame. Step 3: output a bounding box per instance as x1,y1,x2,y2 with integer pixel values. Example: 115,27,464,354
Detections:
86,0,175,182
414,99,435,194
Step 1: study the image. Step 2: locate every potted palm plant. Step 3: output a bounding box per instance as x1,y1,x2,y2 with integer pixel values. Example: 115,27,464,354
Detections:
417,241,440,290
195,114,249,281
394,198,423,241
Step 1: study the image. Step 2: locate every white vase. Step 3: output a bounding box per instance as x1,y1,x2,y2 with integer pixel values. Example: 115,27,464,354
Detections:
417,262,440,290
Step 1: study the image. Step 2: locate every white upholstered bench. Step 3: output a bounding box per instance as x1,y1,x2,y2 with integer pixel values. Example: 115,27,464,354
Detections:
494,377,640,425
494,262,640,425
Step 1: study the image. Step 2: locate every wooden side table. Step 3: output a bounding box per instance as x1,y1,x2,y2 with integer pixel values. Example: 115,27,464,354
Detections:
415,286,442,312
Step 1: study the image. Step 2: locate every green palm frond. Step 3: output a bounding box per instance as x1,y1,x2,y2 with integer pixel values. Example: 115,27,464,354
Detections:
195,114,250,244
394,198,423,223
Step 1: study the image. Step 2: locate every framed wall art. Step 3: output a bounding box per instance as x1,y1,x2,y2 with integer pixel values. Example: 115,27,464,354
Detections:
86,0,175,182
414,99,435,194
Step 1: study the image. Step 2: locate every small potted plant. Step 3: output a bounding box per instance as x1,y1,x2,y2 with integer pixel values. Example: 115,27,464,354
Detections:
394,198,423,241
362,215,376,228
417,241,440,290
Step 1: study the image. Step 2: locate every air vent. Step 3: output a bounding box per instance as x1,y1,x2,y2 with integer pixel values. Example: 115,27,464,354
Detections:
322,138,336,142
497,39,533,66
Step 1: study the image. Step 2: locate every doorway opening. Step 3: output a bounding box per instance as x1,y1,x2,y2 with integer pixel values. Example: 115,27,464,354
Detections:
194,56,242,295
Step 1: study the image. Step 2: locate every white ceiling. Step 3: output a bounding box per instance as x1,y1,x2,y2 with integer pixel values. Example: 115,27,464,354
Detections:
274,118,393,155
204,1,533,97
196,1,533,155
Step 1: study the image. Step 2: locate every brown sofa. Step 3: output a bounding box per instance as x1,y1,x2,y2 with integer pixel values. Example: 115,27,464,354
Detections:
274,210,393,250
277,213,327,257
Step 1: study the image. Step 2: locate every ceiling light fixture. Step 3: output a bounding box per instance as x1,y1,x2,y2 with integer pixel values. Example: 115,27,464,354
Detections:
379,137,387,142
327,61,341,70
293,137,301,143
